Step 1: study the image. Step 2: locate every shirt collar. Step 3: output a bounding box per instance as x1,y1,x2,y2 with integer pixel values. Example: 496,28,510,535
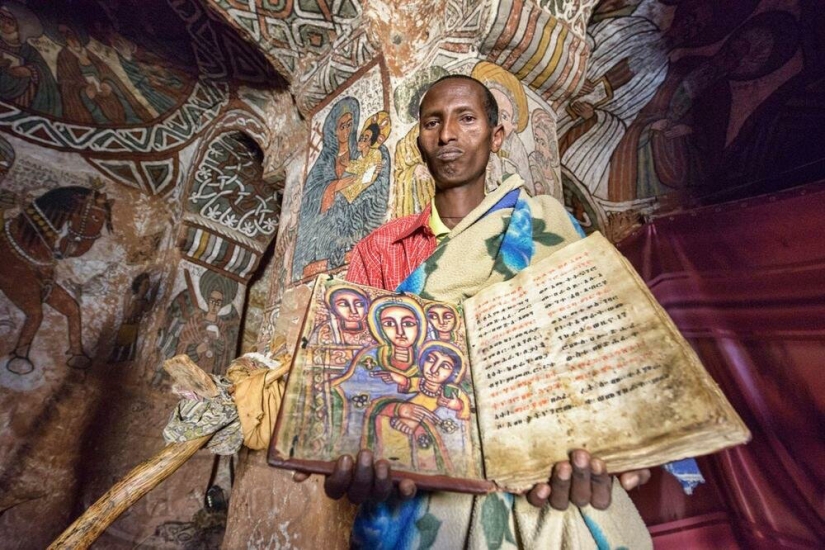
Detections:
428,199,451,240
392,203,434,242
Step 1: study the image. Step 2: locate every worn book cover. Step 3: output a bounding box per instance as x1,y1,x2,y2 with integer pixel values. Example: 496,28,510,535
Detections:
268,233,751,493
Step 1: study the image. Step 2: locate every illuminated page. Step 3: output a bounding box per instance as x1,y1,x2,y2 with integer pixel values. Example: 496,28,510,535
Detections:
464,233,750,492
270,276,491,493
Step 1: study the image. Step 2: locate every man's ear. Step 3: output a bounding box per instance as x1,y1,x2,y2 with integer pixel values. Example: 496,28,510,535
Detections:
490,124,505,154
416,132,426,161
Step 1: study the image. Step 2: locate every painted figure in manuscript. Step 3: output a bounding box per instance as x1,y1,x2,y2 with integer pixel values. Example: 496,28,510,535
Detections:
312,284,373,347
424,302,459,342
364,341,471,474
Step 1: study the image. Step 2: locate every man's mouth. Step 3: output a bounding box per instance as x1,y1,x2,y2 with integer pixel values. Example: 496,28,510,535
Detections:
437,147,462,161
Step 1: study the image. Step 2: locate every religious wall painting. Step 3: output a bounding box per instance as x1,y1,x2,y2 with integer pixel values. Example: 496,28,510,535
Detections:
609,8,802,203
108,271,160,363
0,0,239,181
560,169,605,236
0,181,114,376
291,59,392,282
156,266,241,381
529,108,562,200
472,61,535,194
186,130,277,241
0,1,195,126
556,0,810,212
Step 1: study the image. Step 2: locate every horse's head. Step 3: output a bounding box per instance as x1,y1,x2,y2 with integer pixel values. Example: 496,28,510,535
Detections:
60,190,114,258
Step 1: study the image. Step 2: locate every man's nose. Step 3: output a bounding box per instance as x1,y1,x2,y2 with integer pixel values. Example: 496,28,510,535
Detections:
439,117,458,144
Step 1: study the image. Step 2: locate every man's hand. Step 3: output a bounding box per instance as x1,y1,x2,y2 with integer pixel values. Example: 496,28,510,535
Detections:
293,450,417,504
526,449,651,510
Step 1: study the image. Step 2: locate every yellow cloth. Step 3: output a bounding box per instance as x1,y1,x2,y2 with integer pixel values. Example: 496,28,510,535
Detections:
226,352,290,451
428,199,451,243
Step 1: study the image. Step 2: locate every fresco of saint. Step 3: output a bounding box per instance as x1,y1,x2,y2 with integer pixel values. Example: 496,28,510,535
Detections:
0,3,59,115
292,98,392,281
472,62,534,194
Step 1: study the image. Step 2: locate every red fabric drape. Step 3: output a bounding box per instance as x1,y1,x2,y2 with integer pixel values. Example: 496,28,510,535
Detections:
617,182,825,549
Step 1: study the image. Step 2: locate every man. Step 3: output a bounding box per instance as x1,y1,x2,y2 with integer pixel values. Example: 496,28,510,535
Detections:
297,75,652,548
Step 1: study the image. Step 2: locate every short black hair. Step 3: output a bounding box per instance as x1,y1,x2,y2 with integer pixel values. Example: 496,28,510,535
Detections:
419,74,499,128
365,122,381,145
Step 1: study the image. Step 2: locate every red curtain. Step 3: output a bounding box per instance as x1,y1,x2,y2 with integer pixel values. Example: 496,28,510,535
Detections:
617,182,825,549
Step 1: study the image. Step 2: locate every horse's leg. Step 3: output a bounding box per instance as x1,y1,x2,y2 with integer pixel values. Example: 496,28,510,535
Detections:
0,281,42,375
45,283,90,369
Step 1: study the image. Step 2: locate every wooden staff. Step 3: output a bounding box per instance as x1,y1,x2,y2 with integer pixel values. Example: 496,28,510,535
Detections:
49,356,219,550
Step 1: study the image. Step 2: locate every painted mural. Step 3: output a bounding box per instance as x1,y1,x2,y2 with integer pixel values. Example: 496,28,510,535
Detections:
554,0,820,229
0,0,287,546
187,131,277,241
108,271,160,363
0,182,113,375
156,265,242,380
291,59,392,282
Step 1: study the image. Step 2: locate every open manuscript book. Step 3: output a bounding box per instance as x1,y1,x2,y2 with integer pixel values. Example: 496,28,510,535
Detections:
268,233,750,494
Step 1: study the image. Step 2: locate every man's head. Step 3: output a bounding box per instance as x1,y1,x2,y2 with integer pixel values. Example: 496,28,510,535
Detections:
416,75,504,192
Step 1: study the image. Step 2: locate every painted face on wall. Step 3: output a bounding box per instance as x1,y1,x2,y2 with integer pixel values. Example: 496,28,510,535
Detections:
421,349,457,385
417,78,503,192
490,89,515,138
426,304,457,336
0,9,17,36
379,305,420,349
357,128,374,155
336,112,354,146
331,289,367,330
207,290,224,315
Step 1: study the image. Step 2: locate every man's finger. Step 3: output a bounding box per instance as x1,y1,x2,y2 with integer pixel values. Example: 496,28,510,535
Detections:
324,455,354,500
373,459,393,502
347,450,375,504
293,471,311,483
590,458,612,510
549,461,572,510
398,478,417,500
619,468,651,491
527,482,551,508
569,450,592,507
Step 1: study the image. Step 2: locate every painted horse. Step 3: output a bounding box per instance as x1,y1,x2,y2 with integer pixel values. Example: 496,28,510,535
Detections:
0,186,114,374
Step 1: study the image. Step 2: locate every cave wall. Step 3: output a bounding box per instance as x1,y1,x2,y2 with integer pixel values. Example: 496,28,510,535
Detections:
0,0,302,547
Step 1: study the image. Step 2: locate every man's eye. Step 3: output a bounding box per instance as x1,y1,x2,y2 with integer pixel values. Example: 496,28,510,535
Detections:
424,120,438,129
461,115,476,122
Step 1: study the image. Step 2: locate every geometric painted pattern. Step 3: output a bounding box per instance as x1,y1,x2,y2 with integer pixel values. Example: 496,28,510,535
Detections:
480,0,597,104
179,222,260,282
86,156,181,196
0,81,229,154
293,29,377,113
205,0,364,78
188,131,279,240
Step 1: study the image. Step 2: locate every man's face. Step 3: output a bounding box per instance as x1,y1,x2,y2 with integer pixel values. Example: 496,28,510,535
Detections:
427,305,457,335
422,350,457,384
417,79,504,192
379,305,419,349
332,290,367,329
